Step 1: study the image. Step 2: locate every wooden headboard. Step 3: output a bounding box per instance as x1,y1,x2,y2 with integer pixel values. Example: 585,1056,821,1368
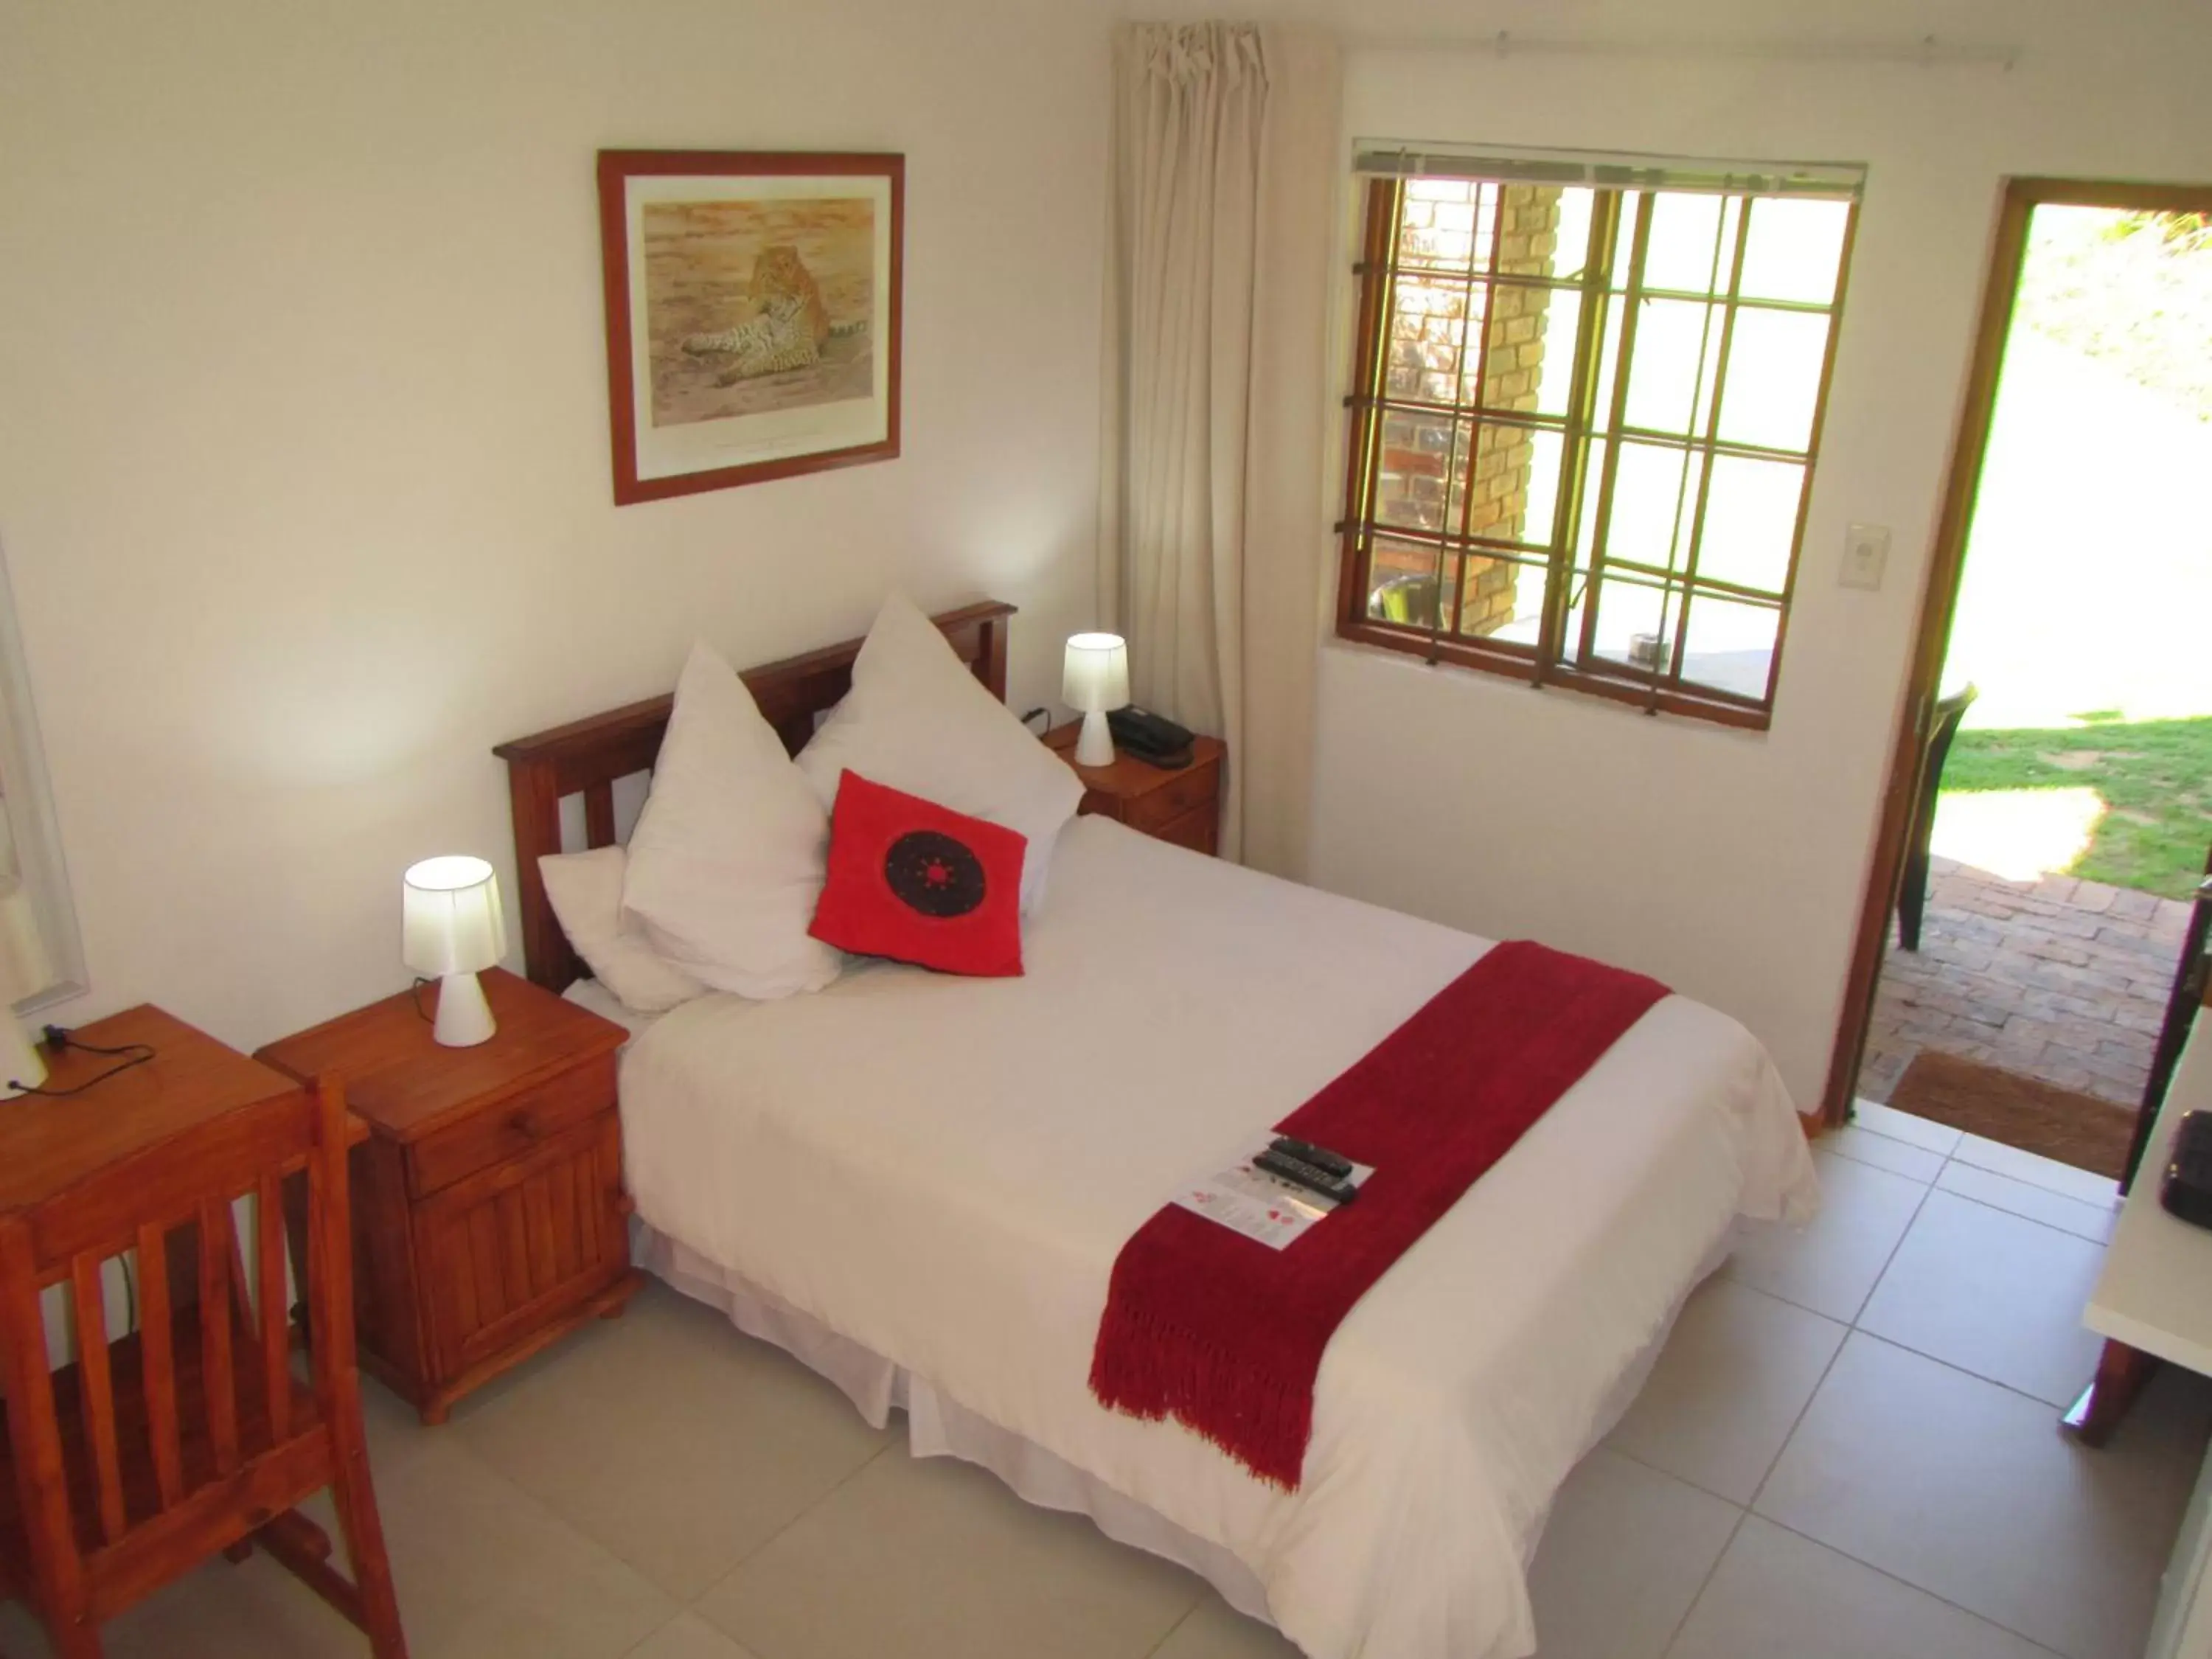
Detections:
492,600,1016,992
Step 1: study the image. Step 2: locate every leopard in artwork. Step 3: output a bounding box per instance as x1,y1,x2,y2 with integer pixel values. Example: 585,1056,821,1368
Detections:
679,243,866,383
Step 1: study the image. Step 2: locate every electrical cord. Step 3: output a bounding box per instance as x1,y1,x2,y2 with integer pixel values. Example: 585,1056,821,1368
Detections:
410,975,436,1023
7,1026,156,1096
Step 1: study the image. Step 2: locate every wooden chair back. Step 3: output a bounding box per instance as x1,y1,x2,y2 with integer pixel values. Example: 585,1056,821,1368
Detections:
0,1077,403,1655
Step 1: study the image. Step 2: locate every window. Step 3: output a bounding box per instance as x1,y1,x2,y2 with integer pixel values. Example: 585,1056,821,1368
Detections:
1335,147,1862,728
0,538,86,1012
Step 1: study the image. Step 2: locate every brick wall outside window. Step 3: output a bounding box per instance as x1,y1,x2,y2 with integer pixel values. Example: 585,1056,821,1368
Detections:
1368,184,1561,636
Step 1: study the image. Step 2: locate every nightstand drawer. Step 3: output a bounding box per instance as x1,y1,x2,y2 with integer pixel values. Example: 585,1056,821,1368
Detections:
1123,758,1219,834
1153,801,1220,855
406,1053,616,1198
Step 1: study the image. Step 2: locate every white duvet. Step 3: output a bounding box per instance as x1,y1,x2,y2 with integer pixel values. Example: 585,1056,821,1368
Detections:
619,815,1816,1659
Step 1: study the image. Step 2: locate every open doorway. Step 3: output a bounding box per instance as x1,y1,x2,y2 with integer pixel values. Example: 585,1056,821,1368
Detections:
1829,179,2212,1180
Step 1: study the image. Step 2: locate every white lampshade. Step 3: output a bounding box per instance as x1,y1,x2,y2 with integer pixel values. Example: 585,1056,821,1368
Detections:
1063,633,1130,714
0,1014,42,1096
0,879,46,1095
401,856,505,978
0,874,53,1006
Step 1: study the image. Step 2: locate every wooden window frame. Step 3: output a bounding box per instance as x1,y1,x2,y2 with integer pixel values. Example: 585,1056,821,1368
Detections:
1335,172,1860,732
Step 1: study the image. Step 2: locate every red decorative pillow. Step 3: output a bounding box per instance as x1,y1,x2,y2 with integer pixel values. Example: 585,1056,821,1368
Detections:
809,772,1027,977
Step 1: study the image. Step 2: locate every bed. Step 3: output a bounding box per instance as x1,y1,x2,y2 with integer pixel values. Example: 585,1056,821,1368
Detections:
493,601,1818,1659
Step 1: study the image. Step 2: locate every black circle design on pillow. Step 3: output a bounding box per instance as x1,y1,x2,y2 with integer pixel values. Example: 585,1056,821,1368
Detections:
883,830,987,918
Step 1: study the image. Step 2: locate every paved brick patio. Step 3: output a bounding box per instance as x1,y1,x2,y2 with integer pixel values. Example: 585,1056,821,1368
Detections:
1858,855,2194,1108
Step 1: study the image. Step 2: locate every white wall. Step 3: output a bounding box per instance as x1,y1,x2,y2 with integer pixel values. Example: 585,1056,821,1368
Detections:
7,0,2209,1103
0,0,1113,1048
1304,12,2212,1105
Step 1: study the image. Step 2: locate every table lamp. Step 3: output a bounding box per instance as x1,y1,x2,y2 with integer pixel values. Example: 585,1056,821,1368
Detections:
1063,633,1130,766
402,855,506,1047
0,1012,42,1098
0,874,45,1096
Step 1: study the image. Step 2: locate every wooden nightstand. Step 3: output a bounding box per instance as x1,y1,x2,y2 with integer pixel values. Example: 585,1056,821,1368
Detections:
257,967,639,1424
1044,722,1225,855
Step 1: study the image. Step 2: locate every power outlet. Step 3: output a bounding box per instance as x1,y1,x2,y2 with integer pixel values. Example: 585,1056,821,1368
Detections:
1840,523,1890,590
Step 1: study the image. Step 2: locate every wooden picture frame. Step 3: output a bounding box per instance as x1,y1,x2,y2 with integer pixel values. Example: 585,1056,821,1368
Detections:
596,149,904,504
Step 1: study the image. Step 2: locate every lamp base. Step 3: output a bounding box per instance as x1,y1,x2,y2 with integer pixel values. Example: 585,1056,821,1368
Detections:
433,971,498,1047
1074,708,1116,767
0,1017,46,1096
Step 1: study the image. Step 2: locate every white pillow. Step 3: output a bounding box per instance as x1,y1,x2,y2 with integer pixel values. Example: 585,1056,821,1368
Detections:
798,594,1083,914
539,846,706,1015
621,641,843,999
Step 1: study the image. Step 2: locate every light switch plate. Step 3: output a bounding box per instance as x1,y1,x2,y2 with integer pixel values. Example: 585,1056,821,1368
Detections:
1841,522,1889,590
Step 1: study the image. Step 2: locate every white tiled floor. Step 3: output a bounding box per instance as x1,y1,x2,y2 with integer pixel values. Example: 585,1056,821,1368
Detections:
0,1102,2199,1659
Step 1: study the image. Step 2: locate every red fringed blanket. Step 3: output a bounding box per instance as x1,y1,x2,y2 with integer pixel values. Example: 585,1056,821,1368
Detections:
1088,939,1669,1489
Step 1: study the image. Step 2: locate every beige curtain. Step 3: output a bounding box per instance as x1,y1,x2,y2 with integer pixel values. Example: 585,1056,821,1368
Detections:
1096,22,1340,873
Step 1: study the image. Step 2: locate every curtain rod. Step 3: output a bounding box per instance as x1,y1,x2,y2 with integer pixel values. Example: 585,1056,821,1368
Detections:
1352,31,2020,72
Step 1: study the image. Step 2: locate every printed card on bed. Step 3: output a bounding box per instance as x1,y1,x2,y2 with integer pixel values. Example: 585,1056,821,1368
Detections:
1172,1138,1375,1251
809,771,1027,976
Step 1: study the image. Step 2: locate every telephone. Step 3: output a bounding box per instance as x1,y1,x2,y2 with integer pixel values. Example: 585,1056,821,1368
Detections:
1108,705,1195,768
2163,1111,2212,1230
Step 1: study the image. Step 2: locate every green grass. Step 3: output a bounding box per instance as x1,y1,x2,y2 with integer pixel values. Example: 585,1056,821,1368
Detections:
1942,715,2212,900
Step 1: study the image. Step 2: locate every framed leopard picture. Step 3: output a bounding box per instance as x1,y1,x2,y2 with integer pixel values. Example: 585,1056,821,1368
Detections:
597,150,903,504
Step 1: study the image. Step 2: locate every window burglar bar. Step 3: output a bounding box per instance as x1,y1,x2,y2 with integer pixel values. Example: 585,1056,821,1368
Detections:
1334,146,1863,729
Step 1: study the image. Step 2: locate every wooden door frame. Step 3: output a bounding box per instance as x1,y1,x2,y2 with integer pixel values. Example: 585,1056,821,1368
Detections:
1819,175,2212,1128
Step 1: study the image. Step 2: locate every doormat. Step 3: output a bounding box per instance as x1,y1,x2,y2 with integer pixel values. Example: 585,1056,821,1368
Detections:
1886,1048,2136,1182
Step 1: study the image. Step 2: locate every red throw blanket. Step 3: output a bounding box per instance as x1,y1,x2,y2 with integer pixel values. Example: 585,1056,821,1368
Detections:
1088,939,1669,1489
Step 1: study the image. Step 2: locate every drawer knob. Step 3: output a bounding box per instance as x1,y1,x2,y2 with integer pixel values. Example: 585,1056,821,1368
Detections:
507,1110,545,1141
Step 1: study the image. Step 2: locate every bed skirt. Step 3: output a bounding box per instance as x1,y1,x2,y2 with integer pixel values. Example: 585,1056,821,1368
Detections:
633,1220,1729,1632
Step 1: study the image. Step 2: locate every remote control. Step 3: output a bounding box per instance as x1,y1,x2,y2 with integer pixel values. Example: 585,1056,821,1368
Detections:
1253,1148,1360,1206
1270,1135,1354,1179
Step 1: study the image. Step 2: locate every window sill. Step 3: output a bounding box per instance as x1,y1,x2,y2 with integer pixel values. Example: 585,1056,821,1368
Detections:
1332,620,1775,733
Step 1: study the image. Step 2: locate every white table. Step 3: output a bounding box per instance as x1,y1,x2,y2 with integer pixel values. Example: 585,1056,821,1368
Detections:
2070,1020,2212,1441
2072,1020,2212,1658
